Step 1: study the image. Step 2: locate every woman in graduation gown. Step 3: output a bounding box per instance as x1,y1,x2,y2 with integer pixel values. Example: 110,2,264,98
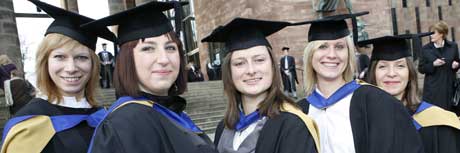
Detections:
294,12,424,153
202,18,319,153
362,33,460,153
82,1,217,153
0,0,115,153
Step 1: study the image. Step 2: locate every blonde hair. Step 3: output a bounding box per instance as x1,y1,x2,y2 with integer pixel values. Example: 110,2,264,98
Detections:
430,21,449,39
36,33,100,106
303,36,356,95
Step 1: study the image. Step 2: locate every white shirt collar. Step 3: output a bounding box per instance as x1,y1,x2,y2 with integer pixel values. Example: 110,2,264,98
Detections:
434,40,445,48
38,94,92,108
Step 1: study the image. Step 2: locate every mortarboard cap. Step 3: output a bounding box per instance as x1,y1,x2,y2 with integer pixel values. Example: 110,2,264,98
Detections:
293,11,369,42
358,32,433,61
282,47,290,51
81,1,188,45
201,18,291,54
28,0,116,50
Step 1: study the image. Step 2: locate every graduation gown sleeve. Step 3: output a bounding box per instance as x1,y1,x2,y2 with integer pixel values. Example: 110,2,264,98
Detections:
256,112,317,153
419,126,460,153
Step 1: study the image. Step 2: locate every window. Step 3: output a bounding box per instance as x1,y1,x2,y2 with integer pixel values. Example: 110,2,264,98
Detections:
391,8,398,35
415,7,421,33
438,6,443,20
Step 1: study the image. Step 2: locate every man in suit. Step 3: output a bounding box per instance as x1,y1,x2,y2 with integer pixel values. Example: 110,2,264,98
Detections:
280,47,298,98
98,43,114,88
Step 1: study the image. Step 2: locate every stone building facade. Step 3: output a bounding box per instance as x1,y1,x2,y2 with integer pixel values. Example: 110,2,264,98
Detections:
193,0,460,88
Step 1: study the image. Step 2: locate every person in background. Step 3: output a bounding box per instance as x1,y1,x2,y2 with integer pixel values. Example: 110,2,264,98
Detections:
202,17,319,153
280,47,299,98
187,61,204,82
295,12,423,153
2,63,36,115
419,21,460,111
363,32,460,153
0,0,115,152
355,44,371,79
98,43,114,88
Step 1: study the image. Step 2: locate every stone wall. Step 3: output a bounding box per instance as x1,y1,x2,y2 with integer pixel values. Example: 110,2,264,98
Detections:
193,0,460,90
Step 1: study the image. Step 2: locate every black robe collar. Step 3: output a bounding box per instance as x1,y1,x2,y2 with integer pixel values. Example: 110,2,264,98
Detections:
140,92,186,114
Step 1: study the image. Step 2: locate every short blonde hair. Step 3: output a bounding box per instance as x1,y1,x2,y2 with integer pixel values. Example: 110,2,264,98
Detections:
430,21,449,39
36,33,100,106
303,36,356,95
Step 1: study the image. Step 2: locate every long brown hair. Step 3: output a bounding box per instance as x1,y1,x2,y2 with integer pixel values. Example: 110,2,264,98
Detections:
367,57,421,111
36,33,100,106
222,46,297,129
113,31,187,97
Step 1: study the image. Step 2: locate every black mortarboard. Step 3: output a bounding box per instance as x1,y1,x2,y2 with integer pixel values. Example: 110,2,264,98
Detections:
357,32,433,61
201,18,291,53
81,1,188,45
282,47,290,51
28,0,116,50
293,11,369,42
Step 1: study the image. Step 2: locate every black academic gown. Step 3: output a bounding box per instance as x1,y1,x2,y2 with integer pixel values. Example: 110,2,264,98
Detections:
419,125,460,153
411,103,460,153
13,98,99,153
280,55,298,92
214,112,317,153
298,85,424,153
419,40,460,111
88,94,217,153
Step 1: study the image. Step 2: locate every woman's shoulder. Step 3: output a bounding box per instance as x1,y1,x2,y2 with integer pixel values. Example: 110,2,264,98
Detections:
13,98,54,116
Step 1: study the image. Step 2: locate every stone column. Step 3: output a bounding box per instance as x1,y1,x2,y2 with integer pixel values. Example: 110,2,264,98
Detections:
61,0,79,13
0,0,22,72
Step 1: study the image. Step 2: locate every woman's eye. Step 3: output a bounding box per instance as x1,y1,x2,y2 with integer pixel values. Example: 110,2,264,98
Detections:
76,56,89,60
255,58,265,63
397,64,406,68
54,55,65,59
165,46,177,51
377,65,386,69
141,46,155,51
232,61,244,67
318,44,328,50
335,44,345,50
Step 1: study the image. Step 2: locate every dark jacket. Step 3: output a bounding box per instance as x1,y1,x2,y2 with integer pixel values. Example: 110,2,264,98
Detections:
418,40,460,111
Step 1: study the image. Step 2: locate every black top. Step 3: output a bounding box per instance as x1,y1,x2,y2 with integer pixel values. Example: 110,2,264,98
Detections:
292,11,368,42
201,18,291,54
81,1,188,45
28,0,116,50
14,98,100,153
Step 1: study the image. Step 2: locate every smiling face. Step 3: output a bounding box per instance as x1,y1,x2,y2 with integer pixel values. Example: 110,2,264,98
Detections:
48,45,92,97
133,34,180,96
311,37,349,82
230,45,273,97
374,58,409,100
